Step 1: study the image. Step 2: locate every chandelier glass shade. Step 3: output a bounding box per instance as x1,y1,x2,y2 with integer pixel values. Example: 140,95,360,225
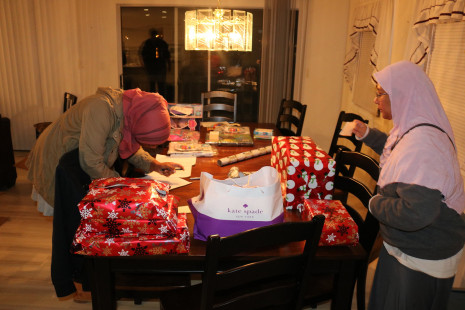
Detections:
185,9,253,51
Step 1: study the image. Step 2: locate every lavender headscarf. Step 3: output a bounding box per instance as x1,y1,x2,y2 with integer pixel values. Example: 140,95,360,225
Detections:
374,61,464,214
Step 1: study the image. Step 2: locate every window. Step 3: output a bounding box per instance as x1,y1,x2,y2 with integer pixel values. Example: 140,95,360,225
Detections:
353,31,377,114
121,7,263,122
428,21,465,176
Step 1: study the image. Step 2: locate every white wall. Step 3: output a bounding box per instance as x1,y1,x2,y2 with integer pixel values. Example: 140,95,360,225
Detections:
299,0,350,152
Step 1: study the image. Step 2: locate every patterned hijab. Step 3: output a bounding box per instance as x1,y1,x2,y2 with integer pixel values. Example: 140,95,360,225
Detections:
119,88,170,159
374,61,464,214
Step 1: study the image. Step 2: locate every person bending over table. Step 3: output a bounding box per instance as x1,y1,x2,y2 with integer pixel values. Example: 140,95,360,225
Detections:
26,87,183,300
26,87,182,216
352,61,465,310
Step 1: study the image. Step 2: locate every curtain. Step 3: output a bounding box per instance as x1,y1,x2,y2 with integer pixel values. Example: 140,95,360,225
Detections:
407,0,465,67
258,0,296,123
343,0,393,88
0,0,120,150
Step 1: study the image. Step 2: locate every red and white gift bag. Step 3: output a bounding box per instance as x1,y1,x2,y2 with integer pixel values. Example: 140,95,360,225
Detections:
302,199,359,246
271,136,335,211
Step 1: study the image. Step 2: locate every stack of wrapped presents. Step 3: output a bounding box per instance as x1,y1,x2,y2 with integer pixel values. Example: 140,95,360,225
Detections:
72,177,190,256
271,136,336,211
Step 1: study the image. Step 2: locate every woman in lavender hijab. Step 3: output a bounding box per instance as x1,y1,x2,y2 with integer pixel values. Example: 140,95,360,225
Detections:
352,60,465,309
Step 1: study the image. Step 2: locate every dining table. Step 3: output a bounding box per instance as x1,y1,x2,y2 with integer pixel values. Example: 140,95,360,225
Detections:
83,122,366,310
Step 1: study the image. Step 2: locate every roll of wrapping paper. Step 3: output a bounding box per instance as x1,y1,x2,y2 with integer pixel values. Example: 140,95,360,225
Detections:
217,146,272,166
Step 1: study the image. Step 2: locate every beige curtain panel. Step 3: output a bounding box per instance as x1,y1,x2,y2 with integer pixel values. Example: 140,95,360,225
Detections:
343,0,393,88
408,0,465,67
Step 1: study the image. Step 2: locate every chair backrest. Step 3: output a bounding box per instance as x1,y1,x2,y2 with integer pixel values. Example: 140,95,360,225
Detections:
201,91,237,122
199,216,325,310
334,149,379,255
63,92,78,112
276,99,307,136
328,111,368,158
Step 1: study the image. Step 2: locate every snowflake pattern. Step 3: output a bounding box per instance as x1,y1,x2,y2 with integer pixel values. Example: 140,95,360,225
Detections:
118,249,129,256
103,218,122,237
83,223,94,233
337,224,349,236
325,233,336,243
107,210,119,219
80,206,93,219
156,207,168,219
121,227,133,234
159,224,169,235
88,188,102,196
118,198,132,212
131,243,149,255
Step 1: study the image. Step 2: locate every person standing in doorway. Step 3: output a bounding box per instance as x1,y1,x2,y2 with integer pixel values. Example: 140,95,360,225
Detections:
140,29,171,98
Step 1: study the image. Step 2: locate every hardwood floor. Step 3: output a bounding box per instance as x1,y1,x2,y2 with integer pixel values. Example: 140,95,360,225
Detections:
0,152,159,310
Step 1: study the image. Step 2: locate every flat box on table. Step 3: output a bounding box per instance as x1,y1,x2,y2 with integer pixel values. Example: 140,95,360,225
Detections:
76,194,179,237
78,177,177,224
72,214,190,256
302,199,359,246
271,136,335,211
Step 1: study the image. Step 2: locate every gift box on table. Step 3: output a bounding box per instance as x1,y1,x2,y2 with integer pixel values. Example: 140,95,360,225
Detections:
78,177,177,223
72,213,190,256
71,177,190,256
271,136,336,211
302,199,359,246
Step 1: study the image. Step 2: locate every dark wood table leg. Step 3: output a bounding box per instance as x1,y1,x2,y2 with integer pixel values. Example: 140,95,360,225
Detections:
331,260,358,310
87,258,117,310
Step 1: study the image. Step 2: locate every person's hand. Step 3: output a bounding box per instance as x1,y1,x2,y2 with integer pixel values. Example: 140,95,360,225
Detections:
150,160,184,177
352,120,368,139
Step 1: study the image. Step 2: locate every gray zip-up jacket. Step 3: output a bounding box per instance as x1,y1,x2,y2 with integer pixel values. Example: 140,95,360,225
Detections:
363,128,465,260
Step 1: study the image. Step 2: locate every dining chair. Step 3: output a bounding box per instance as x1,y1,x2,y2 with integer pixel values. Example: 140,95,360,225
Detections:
201,90,237,122
63,92,78,112
34,92,78,138
304,149,380,310
159,215,326,310
276,99,307,136
328,111,368,167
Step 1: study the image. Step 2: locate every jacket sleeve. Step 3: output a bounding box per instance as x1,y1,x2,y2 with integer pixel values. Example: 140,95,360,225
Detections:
127,147,154,173
362,128,388,155
369,182,444,231
78,101,119,179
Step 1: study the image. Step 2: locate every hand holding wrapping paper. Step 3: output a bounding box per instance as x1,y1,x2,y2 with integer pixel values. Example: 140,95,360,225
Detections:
217,146,272,166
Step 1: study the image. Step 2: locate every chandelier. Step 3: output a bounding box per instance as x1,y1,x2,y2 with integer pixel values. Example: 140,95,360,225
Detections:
185,8,253,51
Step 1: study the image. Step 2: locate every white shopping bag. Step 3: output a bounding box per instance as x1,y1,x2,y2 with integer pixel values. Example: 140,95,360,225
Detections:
188,166,284,240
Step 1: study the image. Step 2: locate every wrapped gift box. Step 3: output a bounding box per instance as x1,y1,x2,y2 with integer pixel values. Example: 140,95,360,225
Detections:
78,177,176,221
302,199,359,246
72,213,190,256
271,136,335,210
77,194,179,237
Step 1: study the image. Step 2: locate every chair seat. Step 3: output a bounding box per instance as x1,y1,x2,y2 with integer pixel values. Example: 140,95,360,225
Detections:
33,122,52,138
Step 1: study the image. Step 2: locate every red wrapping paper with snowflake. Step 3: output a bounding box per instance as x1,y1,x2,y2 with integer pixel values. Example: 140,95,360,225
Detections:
302,199,359,246
71,177,190,256
72,213,190,256
78,177,176,222
271,136,335,211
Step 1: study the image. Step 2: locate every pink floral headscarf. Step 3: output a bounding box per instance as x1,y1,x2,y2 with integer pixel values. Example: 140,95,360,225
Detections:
119,89,170,159
374,61,464,214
